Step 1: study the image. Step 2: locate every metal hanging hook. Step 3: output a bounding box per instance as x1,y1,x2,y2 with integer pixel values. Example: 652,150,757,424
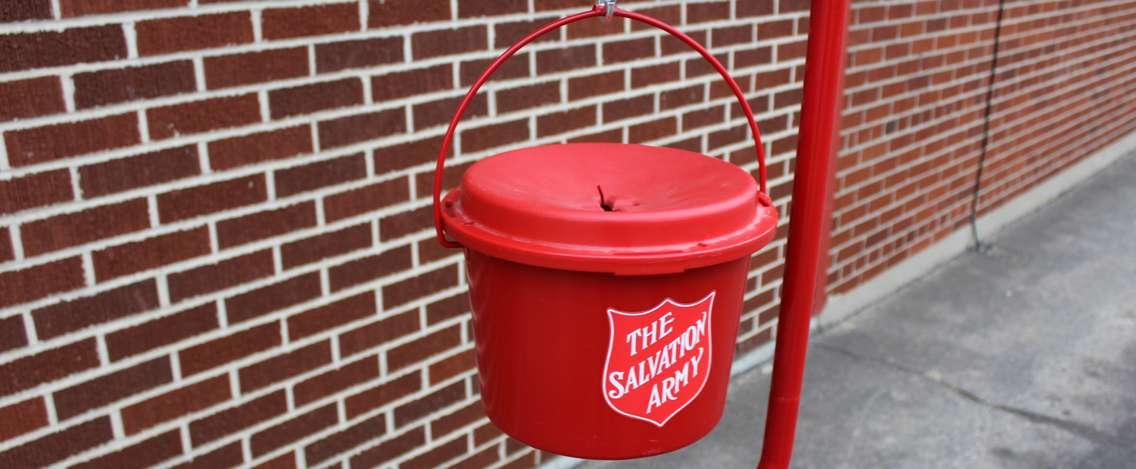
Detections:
598,0,617,19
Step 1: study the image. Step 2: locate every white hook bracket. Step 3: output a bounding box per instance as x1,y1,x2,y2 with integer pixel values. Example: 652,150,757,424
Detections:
598,0,617,19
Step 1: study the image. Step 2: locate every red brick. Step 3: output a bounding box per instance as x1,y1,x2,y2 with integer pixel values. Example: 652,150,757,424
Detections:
738,1,774,16
661,85,705,111
349,426,425,467
32,279,158,340
287,292,375,341
208,126,312,170
368,0,450,27
251,404,337,456
293,356,378,406
412,94,488,130
603,37,655,63
0,170,72,215
736,47,773,68
497,81,559,113
514,14,577,45
378,205,431,241
338,311,419,358
171,442,242,469
189,391,287,446
372,140,432,176
69,0,183,16
0,338,99,396
71,430,182,469
411,26,487,59
0,315,26,353
473,422,501,446
317,109,406,150
458,0,524,17
0,417,112,467
240,341,331,393
714,24,755,46
269,78,363,119
316,37,403,73
0,398,47,441
21,198,150,256
0,228,9,264
568,70,624,100
106,302,219,361
430,401,484,439
1,0,52,22
387,325,462,372
782,0,810,12
0,257,85,308
304,415,386,465
0,26,126,73
460,54,530,86
323,178,410,222
462,118,530,153
400,434,465,468
686,2,729,23
225,273,321,324
263,3,359,40
629,116,676,142
428,348,475,385
281,224,372,269
122,374,230,434
344,372,420,418
383,264,458,308
0,77,64,121
147,94,261,139
216,202,317,248
136,12,252,56
538,106,596,137
599,95,652,125
537,44,596,74
683,106,724,130
5,113,139,166
73,60,195,108
204,47,309,90
167,249,274,302
372,64,453,101
425,293,470,325
80,145,200,197
757,19,793,41
93,227,211,281
631,62,680,88
53,357,172,419
275,154,366,198
180,322,281,376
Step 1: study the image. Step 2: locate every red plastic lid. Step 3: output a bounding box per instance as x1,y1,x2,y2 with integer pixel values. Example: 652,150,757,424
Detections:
441,143,778,275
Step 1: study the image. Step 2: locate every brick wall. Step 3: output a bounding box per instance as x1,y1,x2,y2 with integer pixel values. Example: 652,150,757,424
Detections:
1,0,1134,467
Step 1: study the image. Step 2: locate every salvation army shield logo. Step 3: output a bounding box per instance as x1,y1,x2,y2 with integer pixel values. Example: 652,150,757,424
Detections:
602,291,714,427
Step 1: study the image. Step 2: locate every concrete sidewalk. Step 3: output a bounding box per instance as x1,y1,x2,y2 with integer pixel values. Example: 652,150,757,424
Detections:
583,152,1136,469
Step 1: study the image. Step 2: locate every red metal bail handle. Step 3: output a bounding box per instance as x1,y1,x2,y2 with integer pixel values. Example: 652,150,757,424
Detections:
433,3,769,248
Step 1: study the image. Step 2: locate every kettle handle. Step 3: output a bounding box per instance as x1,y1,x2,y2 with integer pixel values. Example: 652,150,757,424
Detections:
433,3,769,249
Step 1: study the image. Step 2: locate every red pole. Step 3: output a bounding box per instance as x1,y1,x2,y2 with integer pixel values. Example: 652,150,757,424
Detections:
756,1,850,469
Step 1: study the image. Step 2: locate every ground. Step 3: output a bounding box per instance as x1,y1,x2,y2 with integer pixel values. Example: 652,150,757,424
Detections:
583,153,1136,469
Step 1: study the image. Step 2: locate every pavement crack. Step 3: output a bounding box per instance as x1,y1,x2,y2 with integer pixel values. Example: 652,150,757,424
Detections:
813,342,1126,448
